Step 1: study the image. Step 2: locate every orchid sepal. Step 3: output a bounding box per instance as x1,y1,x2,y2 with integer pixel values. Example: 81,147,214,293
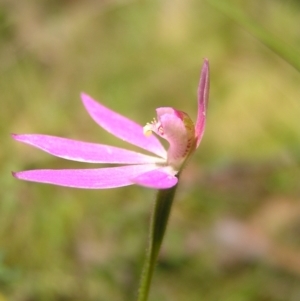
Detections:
195,58,210,147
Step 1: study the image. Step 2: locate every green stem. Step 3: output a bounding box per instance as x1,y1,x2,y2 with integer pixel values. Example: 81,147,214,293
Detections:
137,181,179,301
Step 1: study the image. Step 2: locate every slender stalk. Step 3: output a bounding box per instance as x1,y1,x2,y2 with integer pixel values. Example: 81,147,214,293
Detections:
137,181,179,301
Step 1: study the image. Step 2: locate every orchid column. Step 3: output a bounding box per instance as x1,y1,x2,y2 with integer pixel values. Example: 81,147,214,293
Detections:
12,59,210,301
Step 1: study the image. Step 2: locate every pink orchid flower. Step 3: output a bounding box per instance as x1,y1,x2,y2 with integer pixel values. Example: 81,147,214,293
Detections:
13,59,209,189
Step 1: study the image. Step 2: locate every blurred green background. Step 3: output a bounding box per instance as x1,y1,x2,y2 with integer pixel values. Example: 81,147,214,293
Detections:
1,0,300,300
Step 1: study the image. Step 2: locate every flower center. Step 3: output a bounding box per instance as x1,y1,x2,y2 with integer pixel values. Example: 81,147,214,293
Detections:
143,108,196,171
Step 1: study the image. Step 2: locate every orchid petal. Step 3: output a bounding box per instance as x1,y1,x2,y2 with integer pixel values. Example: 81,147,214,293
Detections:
195,59,210,147
12,134,164,164
131,167,178,189
81,93,167,158
12,164,160,189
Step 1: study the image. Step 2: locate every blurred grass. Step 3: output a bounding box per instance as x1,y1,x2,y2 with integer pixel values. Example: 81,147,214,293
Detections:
1,0,300,300
206,0,300,71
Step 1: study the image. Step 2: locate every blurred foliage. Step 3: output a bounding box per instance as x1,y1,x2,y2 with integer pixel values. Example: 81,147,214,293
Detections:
1,0,300,300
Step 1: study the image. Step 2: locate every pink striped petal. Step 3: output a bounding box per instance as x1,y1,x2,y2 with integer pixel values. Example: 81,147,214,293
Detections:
81,93,167,158
195,59,210,147
13,164,159,189
131,167,178,189
12,134,164,164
